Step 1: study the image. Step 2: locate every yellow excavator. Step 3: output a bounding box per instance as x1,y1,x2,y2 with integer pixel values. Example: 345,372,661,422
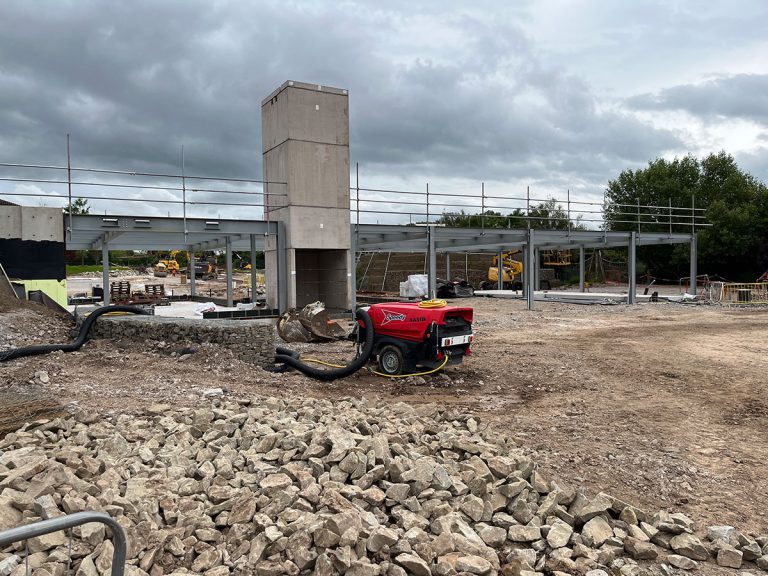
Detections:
154,251,182,277
480,249,569,290
480,251,524,290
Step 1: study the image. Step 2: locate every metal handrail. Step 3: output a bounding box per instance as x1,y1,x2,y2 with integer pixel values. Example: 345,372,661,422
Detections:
0,511,126,576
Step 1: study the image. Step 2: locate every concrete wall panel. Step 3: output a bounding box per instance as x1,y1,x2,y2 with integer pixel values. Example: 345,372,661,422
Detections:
289,207,350,250
286,141,349,208
0,207,21,239
0,206,63,241
262,81,349,152
21,207,63,241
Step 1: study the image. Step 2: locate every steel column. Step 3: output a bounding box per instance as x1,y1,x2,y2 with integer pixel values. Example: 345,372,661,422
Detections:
350,229,357,312
250,234,258,303
526,230,535,310
277,221,287,313
534,248,540,291
522,248,528,296
689,234,698,296
225,236,233,307
445,252,451,280
628,232,637,305
428,226,437,298
579,246,585,292
102,242,110,305
189,252,196,297
497,250,504,290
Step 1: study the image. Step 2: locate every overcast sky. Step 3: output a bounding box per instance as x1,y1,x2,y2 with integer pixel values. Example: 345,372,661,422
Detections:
0,0,766,220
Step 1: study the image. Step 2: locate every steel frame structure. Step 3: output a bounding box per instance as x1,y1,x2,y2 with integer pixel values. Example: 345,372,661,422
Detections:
1,157,705,313
65,214,287,311
353,224,698,310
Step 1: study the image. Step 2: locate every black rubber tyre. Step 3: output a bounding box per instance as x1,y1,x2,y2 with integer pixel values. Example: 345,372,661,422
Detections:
479,281,493,290
378,345,404,376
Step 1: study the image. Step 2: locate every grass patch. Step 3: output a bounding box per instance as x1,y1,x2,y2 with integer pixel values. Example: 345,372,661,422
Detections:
66,264,133,275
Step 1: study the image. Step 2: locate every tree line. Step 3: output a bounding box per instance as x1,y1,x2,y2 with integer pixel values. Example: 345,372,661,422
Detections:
604,152,768,282
436,152,767,283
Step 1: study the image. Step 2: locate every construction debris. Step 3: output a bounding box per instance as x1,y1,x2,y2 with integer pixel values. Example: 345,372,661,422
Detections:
1,397,767,576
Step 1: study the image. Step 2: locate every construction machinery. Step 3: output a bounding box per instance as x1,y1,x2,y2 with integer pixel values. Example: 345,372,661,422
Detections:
480,251,524,290
154,251,181,277
362,301,473,376
274,300,474,379
192,253,219,280
543,249,572,266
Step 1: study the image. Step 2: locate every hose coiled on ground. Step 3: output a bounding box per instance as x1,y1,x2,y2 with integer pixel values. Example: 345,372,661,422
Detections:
273,308,374,381
0,305,151,363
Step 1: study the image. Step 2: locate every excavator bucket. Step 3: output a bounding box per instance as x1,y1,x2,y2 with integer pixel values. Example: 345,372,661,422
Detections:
277,301,347,343
277,309,314,343
300,301,348,340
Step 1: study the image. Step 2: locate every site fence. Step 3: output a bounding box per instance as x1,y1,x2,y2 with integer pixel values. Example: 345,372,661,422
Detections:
718,282,768,306
1,155,708,233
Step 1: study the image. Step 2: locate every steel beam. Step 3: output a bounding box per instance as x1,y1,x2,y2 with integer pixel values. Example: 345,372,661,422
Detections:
689,234,697,296
628,231,637,305
68,215,276,251
102,242,110,305
225,236,233,307
579,246,585,292
92,230,124,250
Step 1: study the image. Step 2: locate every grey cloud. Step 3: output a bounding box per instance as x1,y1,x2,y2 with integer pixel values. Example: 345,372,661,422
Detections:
0,0,707,214
627,74,768,124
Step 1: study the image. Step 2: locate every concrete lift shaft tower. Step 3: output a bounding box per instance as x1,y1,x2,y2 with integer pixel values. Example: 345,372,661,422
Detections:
262,81,352,311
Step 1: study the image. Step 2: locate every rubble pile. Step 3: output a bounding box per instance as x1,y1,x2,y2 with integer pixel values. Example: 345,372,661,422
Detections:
0,397,766,576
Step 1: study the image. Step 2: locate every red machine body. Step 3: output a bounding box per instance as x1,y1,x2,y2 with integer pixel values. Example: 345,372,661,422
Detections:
360,302,474,375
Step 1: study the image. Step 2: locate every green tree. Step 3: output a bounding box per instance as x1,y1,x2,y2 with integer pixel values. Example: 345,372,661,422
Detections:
67,197,91,215
604,152,768,281
527,198,585,230
437,199,583,230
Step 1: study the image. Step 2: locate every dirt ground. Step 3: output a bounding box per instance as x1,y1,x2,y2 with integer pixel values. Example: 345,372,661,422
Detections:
1,293,767,560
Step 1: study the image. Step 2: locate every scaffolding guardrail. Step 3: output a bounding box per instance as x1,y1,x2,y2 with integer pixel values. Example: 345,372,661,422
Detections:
1,155,708,233
346,163,708,232
0,157,288,222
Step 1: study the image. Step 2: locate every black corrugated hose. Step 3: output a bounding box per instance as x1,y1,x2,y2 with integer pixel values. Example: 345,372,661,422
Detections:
272,308,374,381
0,305,150,363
